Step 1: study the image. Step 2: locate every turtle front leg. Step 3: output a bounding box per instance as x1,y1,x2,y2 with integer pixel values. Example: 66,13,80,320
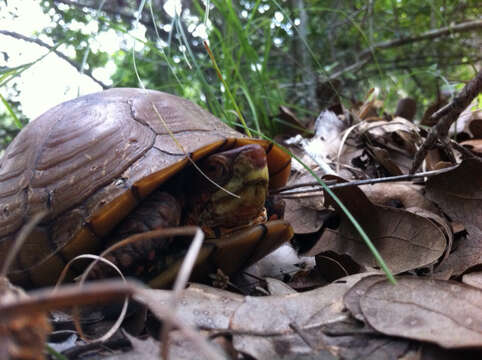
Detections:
90,191,182,280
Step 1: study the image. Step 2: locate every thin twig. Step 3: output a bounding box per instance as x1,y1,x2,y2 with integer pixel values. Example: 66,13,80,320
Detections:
289,322,318,350
273,164,459,196
0,30,109,89
360,19,482,57
411,69,482,173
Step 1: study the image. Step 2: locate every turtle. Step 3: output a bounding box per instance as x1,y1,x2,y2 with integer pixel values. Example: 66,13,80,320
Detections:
0,88,293,288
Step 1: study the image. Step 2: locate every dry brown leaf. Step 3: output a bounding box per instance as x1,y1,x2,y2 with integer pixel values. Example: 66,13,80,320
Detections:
320,184,446,274
277,105,312,136
0,277,51,360
360,277,482,348
360,182,440,214
426,159,482,275
359,118,419,153
231,274,368,359
405,207,453,265
469,117,482,138
265,277,297,296
343,275,385,322
143,285,244,330
456,108,482,138
359,119,420,174
320,329,412,360
108,333,159,360
229,276,361,333
462,272,482,290
436,225,482,277
367,145,403,176
426,158,482,227
138,274,370,359
111,331,233,360
358,99,382,120
232,331,337,360
395,97,417,122
284,198,326,234
460,139,482,155
315,252,362,281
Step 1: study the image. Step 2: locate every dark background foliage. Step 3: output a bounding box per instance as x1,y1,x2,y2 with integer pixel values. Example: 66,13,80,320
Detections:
1,0,481,149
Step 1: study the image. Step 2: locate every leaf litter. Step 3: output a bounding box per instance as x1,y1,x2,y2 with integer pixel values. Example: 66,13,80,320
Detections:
2,93,482,359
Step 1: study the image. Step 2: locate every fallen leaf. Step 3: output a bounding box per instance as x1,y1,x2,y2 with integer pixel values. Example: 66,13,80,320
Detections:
0,277,51,360
406,207,453,265
315,252,362,281
366,145,403,176
138,274,371,359
360,182,439,214
460,139,482,155
265,277,297,296
230,274,367,359
462,272,482,290
469,117,482,138
426,158,482,228
360,277,482,348
359,118,420,174
320,183,446,274
109,333,159,360
394,97,417,121
418,343,482,360
426,159,482,275
436,225,482,276
458,109,482,138
284,198,326,234
343,275,385,322
321,332,412,360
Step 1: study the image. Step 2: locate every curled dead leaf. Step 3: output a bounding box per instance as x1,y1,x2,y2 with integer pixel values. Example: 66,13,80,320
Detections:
139,274,371,359
0,277,51,360
462,272,482,290
426,158,482,228
360,182,439,213
427,159,482,275
320,180,446,274
360,277,482,348
343,275,385,322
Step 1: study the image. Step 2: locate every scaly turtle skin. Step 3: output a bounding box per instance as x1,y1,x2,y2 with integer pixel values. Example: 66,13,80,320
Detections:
0,88,292,288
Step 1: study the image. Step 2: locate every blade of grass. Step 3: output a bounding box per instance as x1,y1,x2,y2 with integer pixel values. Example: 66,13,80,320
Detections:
173,15,225,117
203,40,252,137
240,85,261,135
0,93,22,129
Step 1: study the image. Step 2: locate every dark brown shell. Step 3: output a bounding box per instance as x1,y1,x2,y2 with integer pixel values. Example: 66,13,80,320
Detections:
0,88,291,287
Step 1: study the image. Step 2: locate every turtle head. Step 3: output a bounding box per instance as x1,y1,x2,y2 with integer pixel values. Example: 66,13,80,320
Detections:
186,144,269,231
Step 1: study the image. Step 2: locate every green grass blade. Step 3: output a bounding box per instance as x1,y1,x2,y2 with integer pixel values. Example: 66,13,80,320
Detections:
0,93,22,129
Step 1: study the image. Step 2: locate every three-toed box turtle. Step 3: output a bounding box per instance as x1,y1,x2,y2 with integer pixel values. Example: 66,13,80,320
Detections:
0,88,292,288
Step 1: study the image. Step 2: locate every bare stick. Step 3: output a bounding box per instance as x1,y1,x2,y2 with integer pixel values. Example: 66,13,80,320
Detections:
0,30,108,89
411,70,482,173
273,164,459,197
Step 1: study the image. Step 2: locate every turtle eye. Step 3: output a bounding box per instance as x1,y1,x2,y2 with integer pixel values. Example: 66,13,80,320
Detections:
203,157,230,185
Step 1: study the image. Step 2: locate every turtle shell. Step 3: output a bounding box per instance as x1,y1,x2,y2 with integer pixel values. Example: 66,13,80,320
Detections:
0,88,291,287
